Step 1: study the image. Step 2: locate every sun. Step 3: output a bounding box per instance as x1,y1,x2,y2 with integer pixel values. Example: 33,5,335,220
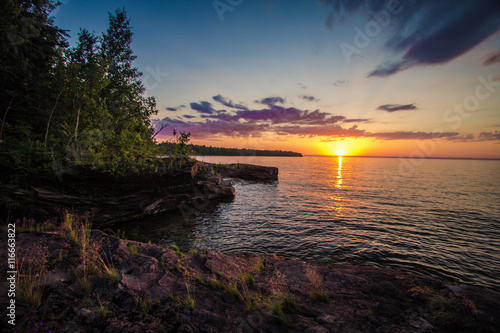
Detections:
336,149,345,156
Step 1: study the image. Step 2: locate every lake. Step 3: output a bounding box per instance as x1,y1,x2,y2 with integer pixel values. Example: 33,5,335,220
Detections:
114,156,500,291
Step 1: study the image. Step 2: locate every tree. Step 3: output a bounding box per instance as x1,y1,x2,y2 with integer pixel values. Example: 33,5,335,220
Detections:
172,130,192,158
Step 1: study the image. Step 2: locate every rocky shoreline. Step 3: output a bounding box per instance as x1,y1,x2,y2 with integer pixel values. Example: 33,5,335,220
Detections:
2,159,278,226
1,229,499,332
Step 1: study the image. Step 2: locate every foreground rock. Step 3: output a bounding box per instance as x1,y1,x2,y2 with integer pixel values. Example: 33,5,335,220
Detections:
1,230,499,332
2,158,278,226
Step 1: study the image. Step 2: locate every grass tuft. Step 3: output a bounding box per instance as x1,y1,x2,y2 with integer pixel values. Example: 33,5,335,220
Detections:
139,295,153,314
16,242,48,309
128,244,138,255
225,281,244,301
210,276,222,289
305,266,329,303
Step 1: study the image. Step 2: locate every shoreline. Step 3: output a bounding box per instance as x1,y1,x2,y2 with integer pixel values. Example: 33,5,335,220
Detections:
2,227,499,332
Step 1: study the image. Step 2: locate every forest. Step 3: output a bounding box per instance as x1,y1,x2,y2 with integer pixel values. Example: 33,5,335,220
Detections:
0,0,158,184
158,142,302,157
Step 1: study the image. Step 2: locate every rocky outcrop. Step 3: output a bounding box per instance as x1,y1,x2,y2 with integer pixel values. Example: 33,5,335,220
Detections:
3,159,280,226
212,163,278,181
2,230,499,333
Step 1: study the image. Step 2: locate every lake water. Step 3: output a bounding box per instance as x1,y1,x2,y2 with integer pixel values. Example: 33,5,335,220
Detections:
115,156,500,291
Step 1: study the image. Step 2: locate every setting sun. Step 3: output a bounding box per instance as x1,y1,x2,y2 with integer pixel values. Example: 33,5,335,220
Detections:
336,149,345,156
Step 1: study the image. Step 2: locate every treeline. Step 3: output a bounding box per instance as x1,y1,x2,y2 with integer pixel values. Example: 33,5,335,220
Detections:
0,1,158,184
158,142,302,157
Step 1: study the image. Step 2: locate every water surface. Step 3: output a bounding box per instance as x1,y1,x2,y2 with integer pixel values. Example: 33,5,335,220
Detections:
114,156,500,291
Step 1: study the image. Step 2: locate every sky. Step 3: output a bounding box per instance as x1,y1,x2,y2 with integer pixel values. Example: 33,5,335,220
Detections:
54,0,500,158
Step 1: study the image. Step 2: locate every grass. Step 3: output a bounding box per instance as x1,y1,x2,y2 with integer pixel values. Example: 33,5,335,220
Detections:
78,277,93,295
251,256,266,275
139,295,153,314
183,279,195,308
170,244,186,257
210,276,222,289
195,272,205,285
305,267,329,303
188,248,198,255
267,298,289,326
128,244,138,255
176,259,183,272
280,293,298,313
409,286,493,332
241,273,255,285
225,281,244,301
97,251,121,282
14,217,58,233
16,242,48,309
95,293,108,317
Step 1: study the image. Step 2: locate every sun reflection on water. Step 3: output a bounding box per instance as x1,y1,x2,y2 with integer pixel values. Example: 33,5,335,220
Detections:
336,156,343,189
329,156,345,217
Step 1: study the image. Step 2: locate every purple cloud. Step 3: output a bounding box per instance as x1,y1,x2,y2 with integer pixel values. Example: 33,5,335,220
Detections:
212,94,249,110
190,101,217,114
300,95,319,102
257,96,286,106
377,104,417,112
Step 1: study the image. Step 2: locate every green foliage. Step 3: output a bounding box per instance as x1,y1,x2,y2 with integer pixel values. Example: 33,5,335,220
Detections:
0,2,159,184
128,244,138,255
139,295,153,314
210,277,222,290
267,298,289,326
195,272,205,285
191,144,302,157
170,243,185,257
225,281,244,301
241,273,255,285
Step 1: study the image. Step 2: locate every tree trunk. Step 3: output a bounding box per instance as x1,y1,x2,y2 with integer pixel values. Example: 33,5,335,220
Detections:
0,97,14,141
44,88,63,148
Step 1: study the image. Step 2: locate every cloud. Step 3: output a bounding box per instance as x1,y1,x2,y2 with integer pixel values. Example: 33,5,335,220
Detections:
300,95,319,102
477,130,500,141
153,117,268,139
377,104,417,112
190,101,218,114
482,51,500,66
153,95,485,143
371,131,459,141
212,94,249,110
166,105,185,111
256,96,286,106
204,106,346,125
333,79,349,86
343,118,372,123
320,1,500,77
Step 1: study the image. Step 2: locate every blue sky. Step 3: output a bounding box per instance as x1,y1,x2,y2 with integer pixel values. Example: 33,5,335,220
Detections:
54,0,500,157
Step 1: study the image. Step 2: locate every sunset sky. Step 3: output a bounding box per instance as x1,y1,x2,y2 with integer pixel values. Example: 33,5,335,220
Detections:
54,0,500,158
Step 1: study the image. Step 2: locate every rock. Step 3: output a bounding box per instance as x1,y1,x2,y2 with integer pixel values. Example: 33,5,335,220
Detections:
2,230,500,333
213,163,278,181
408,314,434,331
